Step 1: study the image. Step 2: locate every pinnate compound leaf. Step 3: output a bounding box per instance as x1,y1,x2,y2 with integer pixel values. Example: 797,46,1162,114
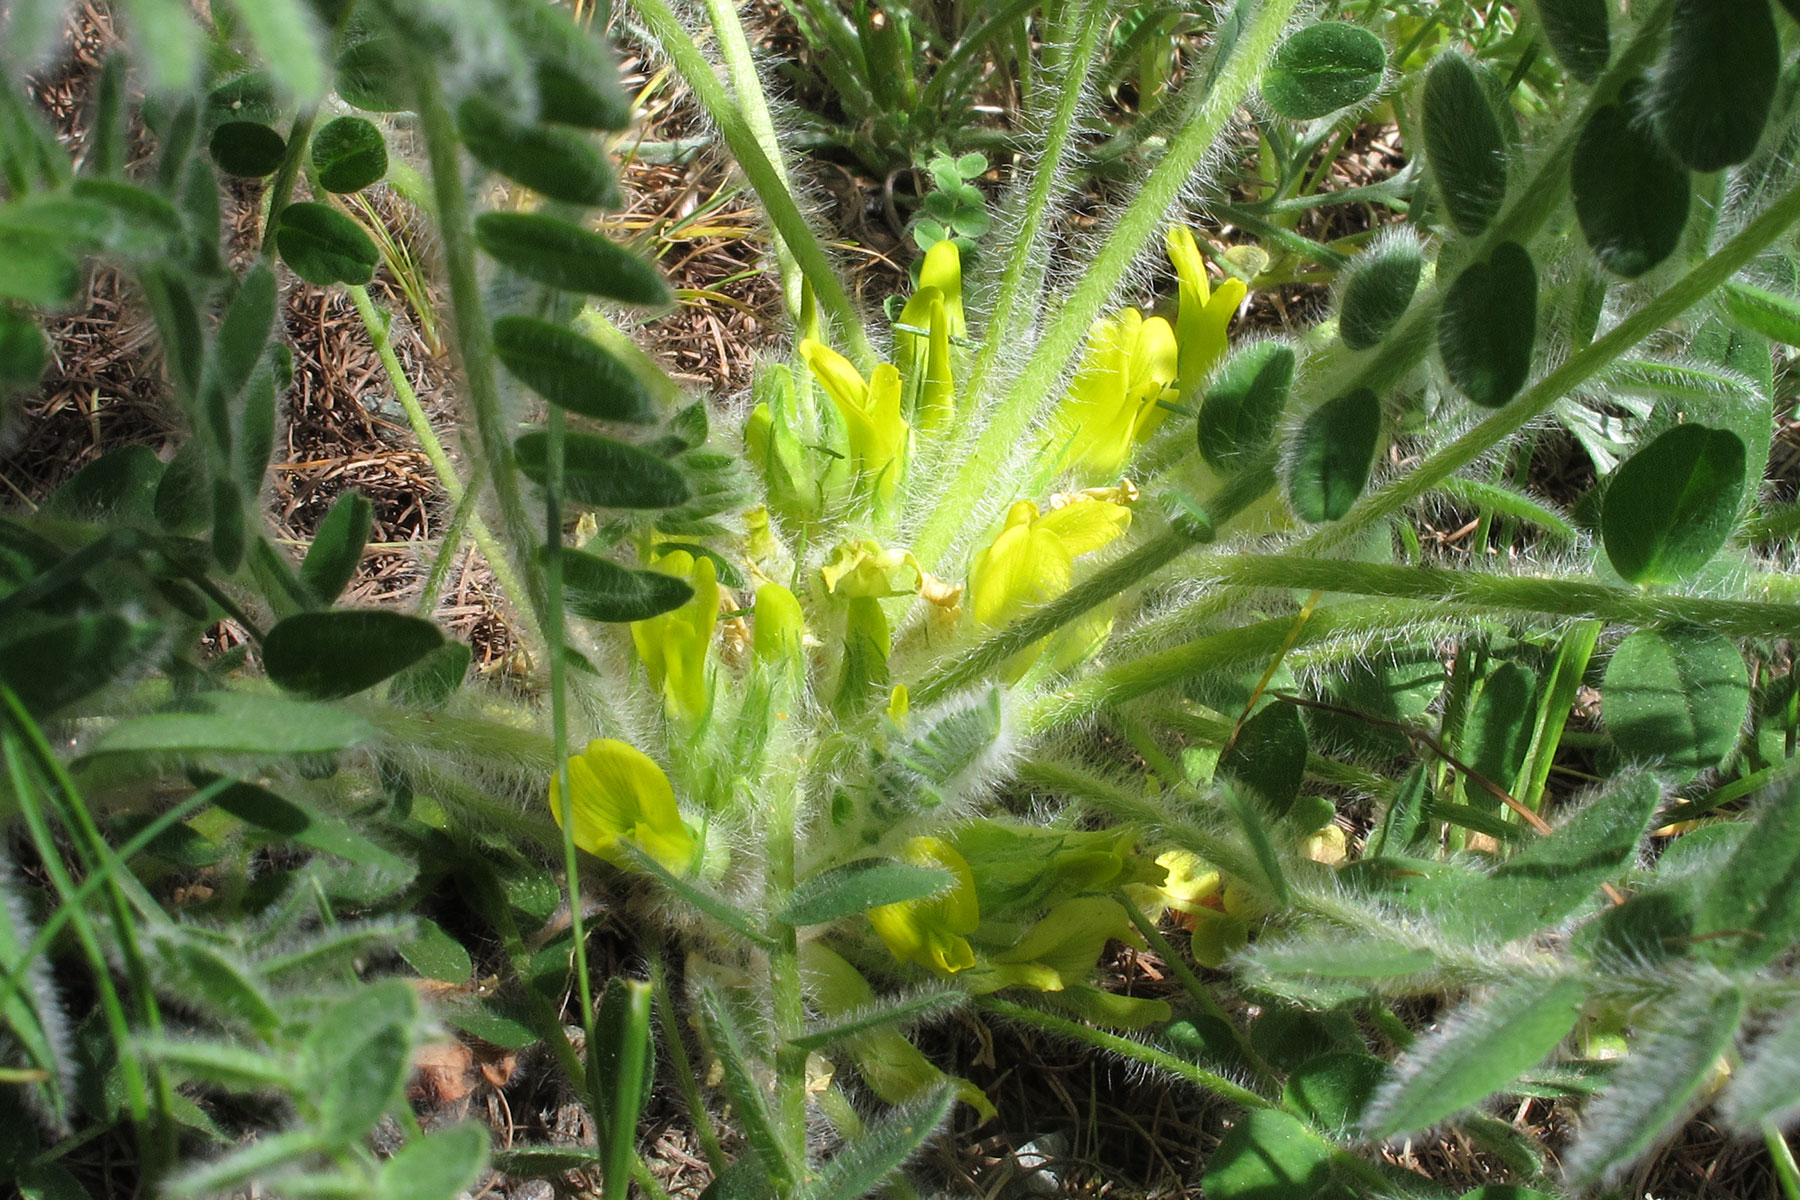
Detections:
780,861,955,927
559,547,693,621
263,610,445,699
1439,241,1537,408
1337,231,1421,351
311,115,387,193
1365,978,1587,1137
1572,98,1689,278
1563,984,1743,1186
1288,388,1379,523
1535,0,1609,83
492,315,656,423
1603,424,1745,585
793,1084,954,1200
1261,23,1386,121
207,120,286,177
1201,1109,1346,1200
1722,1000,1800,1131
83,691,374,757
513,431,690,509
475,212,669,305
1650,0,1777,173
1720,281,1800,347
300,490,373,605
457,94,619,208
1199,342,1294,472
1423,52,1507,238
1602,626,1748,784
275,201,378,286
379,1122,489,1200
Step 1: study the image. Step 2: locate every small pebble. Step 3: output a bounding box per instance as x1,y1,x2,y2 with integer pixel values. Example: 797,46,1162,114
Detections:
510,1180,556,1200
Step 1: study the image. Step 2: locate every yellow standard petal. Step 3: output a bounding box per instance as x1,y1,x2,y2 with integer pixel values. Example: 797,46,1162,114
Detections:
917,238,966,337
630,550,719,728
550,739,697,875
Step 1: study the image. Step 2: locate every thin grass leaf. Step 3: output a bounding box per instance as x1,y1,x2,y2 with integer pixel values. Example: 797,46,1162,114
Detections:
793,1084,953,1200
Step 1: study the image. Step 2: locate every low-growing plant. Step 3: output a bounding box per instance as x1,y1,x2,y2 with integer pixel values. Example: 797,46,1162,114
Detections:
11,0,1800,1196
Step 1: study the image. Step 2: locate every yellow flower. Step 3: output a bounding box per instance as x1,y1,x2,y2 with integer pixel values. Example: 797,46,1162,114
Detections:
630,549,718,729
751,582,804,668
967,494,1132,676
550,739,697,875
1055,308,1180,483
1166,226,1247,398
867,836,979,975
895,286,954,434
799,338,908,511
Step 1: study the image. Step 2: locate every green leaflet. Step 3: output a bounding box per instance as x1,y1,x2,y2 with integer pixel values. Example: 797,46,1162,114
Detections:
1261,22,1386,121
1199,341,1294,472
492,315,657,423
1572,96,1689,278
475,212,670,305
1602,424,1745,585
310,116,387,194
1602,626,1749,785
779,861,956,927
207,121,286,177
513,431,691,509
1201,1109,1347,1200
1650,0,1777,173
1422,52,1507,238
1218,700,1306,818
1439,241,1537,408
1337,231,1421,351
1439,771,1661,943
457,94,620,208
1364,977,1587,1137
300,491,373,606
1288,388,1380,523
263,610,445,700
275,202,379,286
1534,0,1609,83
558,547,694,621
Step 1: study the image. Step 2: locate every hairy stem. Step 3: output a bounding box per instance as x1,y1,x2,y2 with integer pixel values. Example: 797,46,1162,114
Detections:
408,56,550,642
1204,556,1800,641
633,0,873,363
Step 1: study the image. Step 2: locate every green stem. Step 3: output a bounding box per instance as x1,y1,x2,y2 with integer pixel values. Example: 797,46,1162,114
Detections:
260,106,318,258
345,285,542,651
951,0,1107,435
1769,1122,1800,1200
912,0,1301,575
977,996,1268,1110
696,0,803,316
633,0,872,363
407,57,550,639
1026,599,1474,734
1203,555,1800,641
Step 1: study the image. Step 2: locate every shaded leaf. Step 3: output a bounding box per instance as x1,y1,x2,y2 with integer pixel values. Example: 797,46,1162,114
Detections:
475,212,669,305
513,431,690,509
1288,388,1380,523
275,201,378,286
1262,22,1386,120
1439,241,1537,408
311,115,387,193
493,315,656,423
1602,626,1748,784
1602,424,1745,585
263,610,445,700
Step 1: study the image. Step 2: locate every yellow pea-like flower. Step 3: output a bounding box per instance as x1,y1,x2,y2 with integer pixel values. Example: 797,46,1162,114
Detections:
799,339,909,512
550,739,697,875
1056,308,1180,484
967,495,1132,675
866,836,980,975
1167,226,1247,398
630,549,719,729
